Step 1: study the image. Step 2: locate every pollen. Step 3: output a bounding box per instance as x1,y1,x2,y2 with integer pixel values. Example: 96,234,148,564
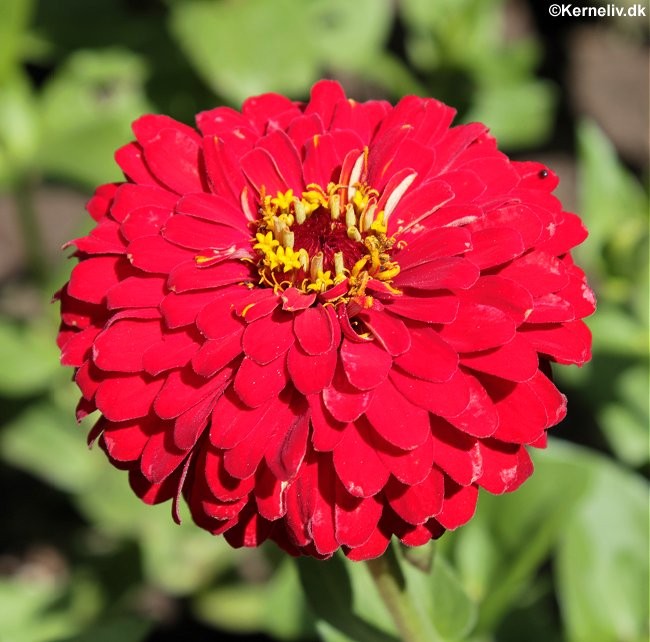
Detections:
249,153,404,300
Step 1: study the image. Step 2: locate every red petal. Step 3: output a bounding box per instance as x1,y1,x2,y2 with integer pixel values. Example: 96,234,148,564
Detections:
340,339,392,390
344,525,390,561
485,377,549,444
465,227,525,269
162,215,248,250
142,329,200,376
519,320,592,365
60,326,100,367
308,394,346,452
115,141,158,186
473,204,542,249
394,327,458,382
154,365,231,420
175,192,249,229
376,432,434,486
265,404,310,481
280,287,316,311
211,388,276,449
167,260,252,292
139,429,187,483
322,365,373,423
242,310,295,365
385,294,459,324
95,374,164,422
255,462,287,521
305,79,347,127
385,468,445,525
256,129,304,192
287,344,337,395
101,417,151,462
241,147,289,195
365,379,431,450
107,275,166,309
68,256,125,304
390,368,471,418
430,418,482,485
129,467,178,505
461,333,538,382
110,183,177,223
359,308,411,356
436,481,478,530
394,257,479,291
223,506,272,548
195,288,244,338
201,134,248,201
204,447,254,501
141,127,204,194
191,332,243,377
437,302,516,352
233,355,288,408
477,440,531,494
498,251,569,297
528,369,567,428
223,398,298,480
173,393,215,450
293,305,334,355
462,275,534,326
127,235,195,273
93,318,161,372
302,133,342,186
333,422,390,497
334,487,382,548
395,227,472,271
160,289,221,328
444,372,499,438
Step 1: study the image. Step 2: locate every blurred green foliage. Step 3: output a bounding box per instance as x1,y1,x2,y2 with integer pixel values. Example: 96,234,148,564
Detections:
0,1,648,641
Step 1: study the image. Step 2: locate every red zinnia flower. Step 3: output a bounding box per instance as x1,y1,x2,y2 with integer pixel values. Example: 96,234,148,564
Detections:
56,80,594,560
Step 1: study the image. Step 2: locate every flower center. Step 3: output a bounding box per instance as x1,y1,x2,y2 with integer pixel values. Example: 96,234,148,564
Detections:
251,182,400,298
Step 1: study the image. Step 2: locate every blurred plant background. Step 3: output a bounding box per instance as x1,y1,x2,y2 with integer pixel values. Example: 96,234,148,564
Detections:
0,0,648,641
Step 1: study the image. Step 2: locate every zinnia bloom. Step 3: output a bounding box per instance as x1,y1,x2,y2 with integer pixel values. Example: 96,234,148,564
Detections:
56,80,594,560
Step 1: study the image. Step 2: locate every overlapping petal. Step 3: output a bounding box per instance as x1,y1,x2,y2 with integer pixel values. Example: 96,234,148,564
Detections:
57,80,594,560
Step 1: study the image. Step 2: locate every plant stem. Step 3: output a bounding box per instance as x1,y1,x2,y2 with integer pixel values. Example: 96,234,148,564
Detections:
366,544,436,642
14,175,47,284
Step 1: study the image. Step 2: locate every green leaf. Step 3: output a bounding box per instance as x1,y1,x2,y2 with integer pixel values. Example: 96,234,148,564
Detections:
194,559,313,640
0,401,97,492
297,555,400,642
598,365,649,467
38,48,153,187
0,319,61,396
576,120,649,277
556,450,649,642
454,439,592,633
0,573,101,642
57,617,151,642
464,80,556,149
0,71,39,185
399,552,477,641
0,0,33,83
169,0,392,103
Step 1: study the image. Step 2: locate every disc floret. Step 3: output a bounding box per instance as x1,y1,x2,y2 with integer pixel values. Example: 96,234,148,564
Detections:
251,181,400,299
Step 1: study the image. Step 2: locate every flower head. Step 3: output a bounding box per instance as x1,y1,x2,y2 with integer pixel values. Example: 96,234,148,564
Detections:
56,81,594,560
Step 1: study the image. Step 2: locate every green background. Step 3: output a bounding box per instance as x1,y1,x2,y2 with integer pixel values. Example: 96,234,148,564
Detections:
0,1,648,641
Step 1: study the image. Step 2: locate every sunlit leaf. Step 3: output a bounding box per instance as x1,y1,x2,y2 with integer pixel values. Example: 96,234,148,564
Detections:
556,448,649,642
169,0,392,103
38,48,153,187
194,559,313,640
297,554,400,642
0,319,61,396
